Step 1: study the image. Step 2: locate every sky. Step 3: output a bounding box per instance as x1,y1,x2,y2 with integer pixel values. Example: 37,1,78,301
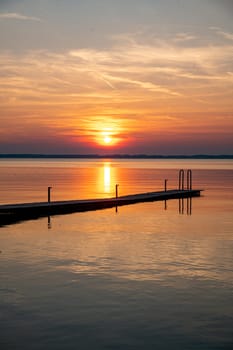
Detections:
0,0,233,155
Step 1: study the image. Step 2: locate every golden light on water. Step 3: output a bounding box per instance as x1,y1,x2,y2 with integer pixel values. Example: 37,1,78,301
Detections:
103,163,111,192
96,162,116,197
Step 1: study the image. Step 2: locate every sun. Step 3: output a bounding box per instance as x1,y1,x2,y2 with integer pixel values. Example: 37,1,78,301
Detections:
103,135,112,144
95,127,121,147
99,130,116,146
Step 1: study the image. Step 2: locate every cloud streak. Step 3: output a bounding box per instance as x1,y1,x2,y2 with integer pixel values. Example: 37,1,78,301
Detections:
0,12,41,21
1,33,232,104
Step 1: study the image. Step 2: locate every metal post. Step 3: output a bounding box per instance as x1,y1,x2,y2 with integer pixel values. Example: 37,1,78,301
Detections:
164,179,168,192
48,186,52,203
115,184,119,199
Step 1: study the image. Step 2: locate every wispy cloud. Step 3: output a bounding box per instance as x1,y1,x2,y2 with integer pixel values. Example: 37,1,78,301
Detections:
217,30,233,41
210,27,233,41
0,12,41,21
173,33,196,42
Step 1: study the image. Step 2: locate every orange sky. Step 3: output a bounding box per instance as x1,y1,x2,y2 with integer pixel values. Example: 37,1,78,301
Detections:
0,0,233,154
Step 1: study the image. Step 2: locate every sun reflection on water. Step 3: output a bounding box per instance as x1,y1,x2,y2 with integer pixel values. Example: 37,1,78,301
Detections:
96,162,118,197
103,163,111,193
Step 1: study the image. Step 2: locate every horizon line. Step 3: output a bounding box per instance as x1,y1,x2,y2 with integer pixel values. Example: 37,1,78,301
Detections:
0,154,233,159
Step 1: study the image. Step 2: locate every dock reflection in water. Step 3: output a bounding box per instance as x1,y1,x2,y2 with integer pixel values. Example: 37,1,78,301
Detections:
179,197,192,215
46,196,195,228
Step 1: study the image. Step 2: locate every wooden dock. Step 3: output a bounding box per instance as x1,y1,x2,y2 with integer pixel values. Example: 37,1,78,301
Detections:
0,189,202,226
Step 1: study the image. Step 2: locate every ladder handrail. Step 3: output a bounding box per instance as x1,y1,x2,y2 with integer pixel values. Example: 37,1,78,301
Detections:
187,169,192,190
179,169,184,190
179,169,192,190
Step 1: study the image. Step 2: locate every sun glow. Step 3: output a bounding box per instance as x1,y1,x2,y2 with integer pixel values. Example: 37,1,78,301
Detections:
96,128,118,147
103,135,112,144
92,121,123,147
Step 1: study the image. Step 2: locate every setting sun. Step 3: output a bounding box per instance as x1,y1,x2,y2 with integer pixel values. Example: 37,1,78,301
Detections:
103,135,112,144
95,127,121,147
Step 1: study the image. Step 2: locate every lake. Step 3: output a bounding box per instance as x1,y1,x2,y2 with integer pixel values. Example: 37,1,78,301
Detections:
0,159,233,349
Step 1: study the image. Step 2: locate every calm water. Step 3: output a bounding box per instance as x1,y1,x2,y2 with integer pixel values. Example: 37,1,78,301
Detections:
0,159,233,349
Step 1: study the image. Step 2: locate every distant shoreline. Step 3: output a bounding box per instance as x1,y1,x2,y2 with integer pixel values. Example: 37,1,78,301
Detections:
0,154,233,159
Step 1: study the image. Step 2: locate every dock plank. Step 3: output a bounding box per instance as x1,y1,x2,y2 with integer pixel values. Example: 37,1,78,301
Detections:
0,189,202,226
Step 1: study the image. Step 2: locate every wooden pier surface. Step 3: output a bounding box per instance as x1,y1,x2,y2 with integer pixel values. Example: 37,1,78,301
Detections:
0,189,202,226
